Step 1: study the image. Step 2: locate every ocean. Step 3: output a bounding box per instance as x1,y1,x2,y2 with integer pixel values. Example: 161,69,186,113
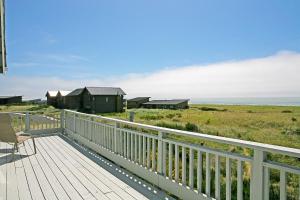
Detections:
191,97,300,106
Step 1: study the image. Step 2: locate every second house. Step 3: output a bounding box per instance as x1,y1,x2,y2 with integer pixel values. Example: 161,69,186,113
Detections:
65,87,126,113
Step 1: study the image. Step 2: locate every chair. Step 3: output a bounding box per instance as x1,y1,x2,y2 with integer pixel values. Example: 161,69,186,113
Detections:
0,113,36,158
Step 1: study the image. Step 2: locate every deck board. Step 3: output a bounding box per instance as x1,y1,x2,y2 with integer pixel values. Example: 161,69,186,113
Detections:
35,138,83,200
48,136,138,200
25,140,70,200
38,138,108,200
54,135,175,200
14,151,33,200
0,134,175,200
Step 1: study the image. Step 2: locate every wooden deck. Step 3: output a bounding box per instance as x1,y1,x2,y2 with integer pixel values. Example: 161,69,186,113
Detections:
0,134,175,200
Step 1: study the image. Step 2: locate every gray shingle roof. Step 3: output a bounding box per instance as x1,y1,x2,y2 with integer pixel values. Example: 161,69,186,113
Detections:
66,88,84,96
86,87,126,95
143,99,189,105
127,97,150,102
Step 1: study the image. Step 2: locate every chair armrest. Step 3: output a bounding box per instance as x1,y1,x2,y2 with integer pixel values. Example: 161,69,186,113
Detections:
17,131,31,137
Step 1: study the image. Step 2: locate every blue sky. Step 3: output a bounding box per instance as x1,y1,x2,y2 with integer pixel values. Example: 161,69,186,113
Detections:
2,0,300,99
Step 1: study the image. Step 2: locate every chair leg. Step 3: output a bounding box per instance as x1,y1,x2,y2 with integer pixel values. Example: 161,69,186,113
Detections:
32,138,37,154
16,143,19,152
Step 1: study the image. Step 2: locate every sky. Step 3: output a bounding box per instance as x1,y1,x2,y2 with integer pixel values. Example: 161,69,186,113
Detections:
1,0,300,99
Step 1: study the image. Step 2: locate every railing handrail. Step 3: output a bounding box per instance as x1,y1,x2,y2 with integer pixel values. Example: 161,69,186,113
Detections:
64,109,300,158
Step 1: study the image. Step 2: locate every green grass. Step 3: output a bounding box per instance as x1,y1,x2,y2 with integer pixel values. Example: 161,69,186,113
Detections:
103,104,300,149
0,104,60,115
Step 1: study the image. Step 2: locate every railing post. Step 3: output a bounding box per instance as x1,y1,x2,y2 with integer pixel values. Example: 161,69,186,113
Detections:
157,131,164,174
250,149,266,200
25,112,30,131
60,110,65,133
89,116,94,141
114,122,120,153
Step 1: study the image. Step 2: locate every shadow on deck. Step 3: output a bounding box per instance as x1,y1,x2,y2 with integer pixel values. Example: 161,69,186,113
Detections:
0,133,175,200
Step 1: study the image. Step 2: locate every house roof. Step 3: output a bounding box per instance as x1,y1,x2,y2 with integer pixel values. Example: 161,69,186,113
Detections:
85,87,126,96
127,97,150,102
0,95,22,99
66,88,84,96
142,99,189,105
58,90,71,96
45,91,58,97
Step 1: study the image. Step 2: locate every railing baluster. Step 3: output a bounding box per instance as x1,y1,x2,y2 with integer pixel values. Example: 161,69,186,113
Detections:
123,131,126,157
206,152,211,197
157,132,164,174
147,137,151,168
280,170,286,200
168,143,173,179
135,134,138,162
139,135,142,164
264,167,270,200
143,136,146,166
162,141,167,175
182,147,186,185
237,160,243,200
131,132,134,160
175,144,179,182
127,132,130,159
152,138,156,171
197,150,202,193
215,155,220,199
189,148,194,189
108,126,111,149
226,157,231,200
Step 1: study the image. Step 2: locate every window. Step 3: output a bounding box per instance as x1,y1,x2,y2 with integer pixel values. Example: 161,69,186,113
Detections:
106,97,109,103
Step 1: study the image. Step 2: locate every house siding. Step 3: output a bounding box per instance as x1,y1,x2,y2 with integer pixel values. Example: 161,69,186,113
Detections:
82,89,124,113
65,96,82,110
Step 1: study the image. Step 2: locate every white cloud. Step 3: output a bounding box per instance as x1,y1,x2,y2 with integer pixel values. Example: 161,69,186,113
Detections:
1,51,300,100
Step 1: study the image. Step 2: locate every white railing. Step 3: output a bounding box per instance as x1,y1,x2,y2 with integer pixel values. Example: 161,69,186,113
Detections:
62,109,300,200
6,111,61,134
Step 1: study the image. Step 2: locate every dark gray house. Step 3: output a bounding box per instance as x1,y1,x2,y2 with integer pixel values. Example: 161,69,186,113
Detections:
65,88,84,110
127,97,150,109
45,91,58,107
0,96,22,105
142,99,189,109
82,87,126,113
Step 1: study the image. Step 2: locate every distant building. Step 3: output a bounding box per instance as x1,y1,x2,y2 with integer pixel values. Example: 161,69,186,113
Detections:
56,90,71,109
65,88,84,110
0,96,22,105
81,87,126,113
45,91,58,107
127,97,150,109
142,99,189,109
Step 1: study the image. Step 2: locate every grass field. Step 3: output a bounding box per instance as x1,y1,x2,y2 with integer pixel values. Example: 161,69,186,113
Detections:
103,104,300,149
0,104,59,114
